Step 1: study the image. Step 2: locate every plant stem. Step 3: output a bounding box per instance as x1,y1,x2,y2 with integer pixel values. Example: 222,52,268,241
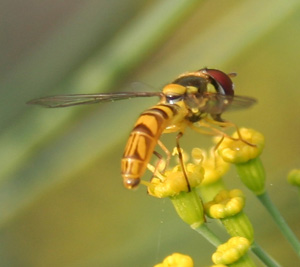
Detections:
191,223,222,247
257,192,300,258
251,241,281,267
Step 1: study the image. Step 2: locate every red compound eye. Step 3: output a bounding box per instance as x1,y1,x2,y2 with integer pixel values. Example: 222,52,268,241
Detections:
201,68,234,96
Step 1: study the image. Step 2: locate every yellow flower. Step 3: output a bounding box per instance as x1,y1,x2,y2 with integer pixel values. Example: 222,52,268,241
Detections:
147,151,205,226
194,148,230,186
287,169,300,187
217,128,264,164
212,237,252,265
192,147,229,203
148,163,204,198
205,190,254,243
205,189,245,218
154,253,194,267
215,128,266,195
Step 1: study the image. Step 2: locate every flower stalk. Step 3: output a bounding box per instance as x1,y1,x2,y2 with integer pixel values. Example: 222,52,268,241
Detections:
257,192,300,258
170,189,205,226
235,158,265,195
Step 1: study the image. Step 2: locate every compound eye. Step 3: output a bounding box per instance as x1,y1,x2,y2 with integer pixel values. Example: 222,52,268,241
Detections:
202,69,234,96
165,94,183,103
162,84,186,103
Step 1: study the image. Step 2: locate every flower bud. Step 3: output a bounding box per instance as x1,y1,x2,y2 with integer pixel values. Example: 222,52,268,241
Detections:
148,163,204,198
287,169,300,187
217,128,264,164
154,252,194,267
205,189,254,243
212,237,253,266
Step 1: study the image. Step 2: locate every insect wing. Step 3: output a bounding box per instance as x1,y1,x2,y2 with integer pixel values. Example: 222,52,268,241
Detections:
200,93,256,114
27,92,162,108
224,94,257,111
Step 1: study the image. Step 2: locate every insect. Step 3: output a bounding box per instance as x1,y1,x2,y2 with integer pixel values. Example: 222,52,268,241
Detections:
28,68,256,189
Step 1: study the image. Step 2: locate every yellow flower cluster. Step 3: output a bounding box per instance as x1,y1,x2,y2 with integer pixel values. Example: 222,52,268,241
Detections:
204,189,254,243
148,163,204,198
154,253,194,267
212,237,250,265
217,128,264,164
205,189,245,218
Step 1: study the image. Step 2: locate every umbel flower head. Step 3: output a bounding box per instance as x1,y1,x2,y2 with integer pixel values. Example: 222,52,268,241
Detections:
212,237,253,266
216,128,266,195
216,128,264,164
204,189,254,243
148,154,204,198
205,189,245,219
194,148,230,187
195,147,230,202
147,149,205,226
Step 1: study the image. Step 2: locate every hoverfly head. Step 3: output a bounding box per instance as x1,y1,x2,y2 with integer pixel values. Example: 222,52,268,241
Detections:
199,68,235,97
171,73,208,94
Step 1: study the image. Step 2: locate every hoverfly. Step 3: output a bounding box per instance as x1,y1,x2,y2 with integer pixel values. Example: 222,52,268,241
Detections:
28,68,256,189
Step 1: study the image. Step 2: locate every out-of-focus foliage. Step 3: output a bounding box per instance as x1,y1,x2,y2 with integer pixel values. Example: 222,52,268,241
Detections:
1,0,300,266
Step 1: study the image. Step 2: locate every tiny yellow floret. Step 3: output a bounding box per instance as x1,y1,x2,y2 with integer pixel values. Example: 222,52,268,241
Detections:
212,237,250,265
147,149,205,225
154,252,194,267
148,163,204,198
205,189,245,219
204,190,254,242
194,148,230,186
217,128,264,164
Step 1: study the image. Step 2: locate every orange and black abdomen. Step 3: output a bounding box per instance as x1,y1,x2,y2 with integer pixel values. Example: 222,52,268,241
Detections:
121,103,178,189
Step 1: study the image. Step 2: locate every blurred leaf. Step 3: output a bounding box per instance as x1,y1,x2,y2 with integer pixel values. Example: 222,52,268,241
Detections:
1,0,300,266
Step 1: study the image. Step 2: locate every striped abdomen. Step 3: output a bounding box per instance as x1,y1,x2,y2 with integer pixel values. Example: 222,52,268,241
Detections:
121,103,178,189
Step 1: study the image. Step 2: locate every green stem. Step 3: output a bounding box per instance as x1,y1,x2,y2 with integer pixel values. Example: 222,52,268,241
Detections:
191,223,222,247
251,241,281,267
257,192,300,257
230,254,256,267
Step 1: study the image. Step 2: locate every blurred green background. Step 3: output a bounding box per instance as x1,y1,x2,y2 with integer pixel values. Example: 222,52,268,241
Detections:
1,0,300,266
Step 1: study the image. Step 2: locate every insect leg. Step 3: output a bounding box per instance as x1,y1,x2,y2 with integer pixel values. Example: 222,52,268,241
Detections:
212,134,225,167
176,132,191,192
157,139,171,173
146,140,170,179
145,151,166,186
152,150,165,176
201,117,256,147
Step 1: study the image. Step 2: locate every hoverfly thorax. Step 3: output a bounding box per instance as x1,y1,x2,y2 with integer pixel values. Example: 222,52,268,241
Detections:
170,68,237,123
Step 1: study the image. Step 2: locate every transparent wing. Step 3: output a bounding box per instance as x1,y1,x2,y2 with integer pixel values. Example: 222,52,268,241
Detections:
27,92,162,108
223,94,257,111
200,93,257,114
